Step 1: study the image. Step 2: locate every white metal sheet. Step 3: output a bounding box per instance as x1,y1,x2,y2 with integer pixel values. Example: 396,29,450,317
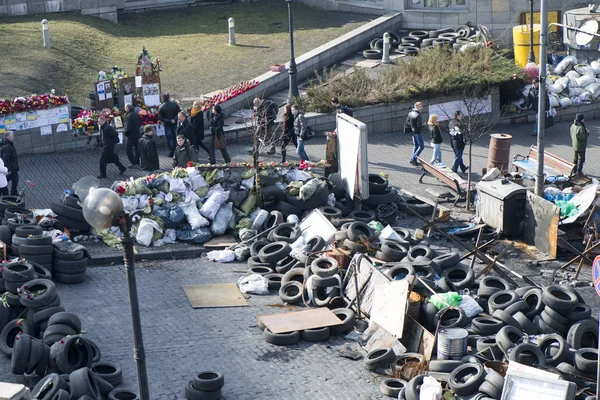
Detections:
337,113,369,200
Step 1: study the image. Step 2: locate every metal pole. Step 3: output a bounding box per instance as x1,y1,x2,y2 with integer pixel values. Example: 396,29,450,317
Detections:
535,0,548,197
286,0,299,102
382,32,390,64
597,312,599,397
228,18,236,46
120,220,150,400
41,19,50,49
528,0,536,63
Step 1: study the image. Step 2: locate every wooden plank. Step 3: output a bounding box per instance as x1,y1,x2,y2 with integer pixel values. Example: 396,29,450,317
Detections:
401,315,435,362
400,188,451,220
370,280,409,339
523,191,559,258
343,255,391,318
182,283,248,308
258,308,342,334
204,234,238,249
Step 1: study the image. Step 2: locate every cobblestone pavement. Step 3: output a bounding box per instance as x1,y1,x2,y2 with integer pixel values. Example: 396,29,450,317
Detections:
18,118,599,209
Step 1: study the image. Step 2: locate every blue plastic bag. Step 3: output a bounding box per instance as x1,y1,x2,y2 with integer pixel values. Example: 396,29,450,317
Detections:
154,205,186,229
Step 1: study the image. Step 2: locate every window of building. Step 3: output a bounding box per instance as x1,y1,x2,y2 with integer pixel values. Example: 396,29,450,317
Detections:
407,0,468,9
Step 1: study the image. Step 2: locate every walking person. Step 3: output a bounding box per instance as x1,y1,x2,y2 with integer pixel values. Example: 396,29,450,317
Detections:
571,113,590,177
449,111,468,174
0,157,9,196
209,104,232,165
407,102,425,166
172,134,197,168
280,104,297,163
190,101,210,160
176,111,195,146
526,78,550,137
97,115,126,179
252,98,279,155
123,103,141,167
158,93,181,157
428,114,443,164
292,104,310,161
138,125,160,172
0,131,19,195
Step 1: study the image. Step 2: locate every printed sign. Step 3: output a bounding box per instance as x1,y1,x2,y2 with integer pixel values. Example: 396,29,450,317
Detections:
593,255,600,296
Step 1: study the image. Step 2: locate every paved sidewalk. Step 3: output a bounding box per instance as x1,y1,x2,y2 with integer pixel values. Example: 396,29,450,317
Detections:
18,119,597,209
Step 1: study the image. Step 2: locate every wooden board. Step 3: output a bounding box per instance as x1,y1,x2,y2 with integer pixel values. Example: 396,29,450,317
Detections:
400,188,451,220
523,191,559,258
204,234,238,249
343,255,391,318
401,315,435,362
258,308,342,334
370,280,409,338
182,283,248,308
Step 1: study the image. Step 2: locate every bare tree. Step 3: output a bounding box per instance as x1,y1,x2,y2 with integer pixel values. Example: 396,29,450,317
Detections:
440,85,502,209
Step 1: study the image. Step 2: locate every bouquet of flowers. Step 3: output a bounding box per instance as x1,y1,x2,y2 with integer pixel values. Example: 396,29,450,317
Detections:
0,92,69,116
200,80,259,112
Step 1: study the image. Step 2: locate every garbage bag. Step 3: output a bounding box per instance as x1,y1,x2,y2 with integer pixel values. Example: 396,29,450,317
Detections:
419,376,442,400
226,169,243,184
134,179,153,195
241,177,254,190
574,64,595,76
122,196,139,212
205,169,219,185
234,244,250,262
460,295,484,317
169,192,182,203
236,218,252,230
154,229,177,247
206,249,235,263
240,191,258,214
299,179,322,200
241,168,256,179
429,292,462,310
153,205,186,229
239,228,257,241
167,177,186,193
176,226,212,244
376,203,398,226
135,217,164,247
286,181,303,196
180,201,210,229
188,170,208,190
156,180,170,193
229,187,249,209
576,74,595,88
238,274,269,295
200,191,230,220
210,202,233,236
559,97,572,107
591,60,600,74
195,186,209,198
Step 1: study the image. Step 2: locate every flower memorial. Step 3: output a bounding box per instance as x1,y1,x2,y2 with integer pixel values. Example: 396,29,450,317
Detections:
199,80,259,112
0,93,69,116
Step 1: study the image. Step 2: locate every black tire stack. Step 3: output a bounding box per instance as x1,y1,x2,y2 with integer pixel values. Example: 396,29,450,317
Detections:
185,371,225,400
51,194,91,234
15,228,54,272
53,244,88,284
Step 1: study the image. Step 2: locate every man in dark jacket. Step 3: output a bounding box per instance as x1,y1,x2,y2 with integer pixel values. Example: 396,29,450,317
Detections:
138,125,160,171
123,104,141,167
570,113,590,176
158,93,181,157
331,97,353,117
407,101,425,166
449,110,467,174
0,131,19,195
97,115,126,179
172,134,197,168
526,79,550,137
176,112,195,150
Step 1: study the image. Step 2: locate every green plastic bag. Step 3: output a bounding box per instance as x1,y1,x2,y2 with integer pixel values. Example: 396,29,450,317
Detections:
286,181,303,196
196,200,203,209
152,197,165,207
170,192,182,203
241,168,256,179
368,221,384,234
428,292,462,310
157,181,169,193
195,186,209,198
205,169,219,185
240,191,258,214
236,217,253,230
134,179,152,195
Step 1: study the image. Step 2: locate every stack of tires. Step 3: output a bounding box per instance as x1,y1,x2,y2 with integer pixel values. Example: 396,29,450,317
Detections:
0,196,25,218
51,194,91,233
53,244,88,284
185,371,224,400
14,226,54,272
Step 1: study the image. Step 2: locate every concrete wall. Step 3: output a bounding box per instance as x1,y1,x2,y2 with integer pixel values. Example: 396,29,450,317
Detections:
295,0,589,47
0,0,118,21
216,12,403,118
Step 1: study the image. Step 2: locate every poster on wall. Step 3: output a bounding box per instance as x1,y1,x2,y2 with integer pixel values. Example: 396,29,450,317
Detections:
40,126,52,136
142,83,160,107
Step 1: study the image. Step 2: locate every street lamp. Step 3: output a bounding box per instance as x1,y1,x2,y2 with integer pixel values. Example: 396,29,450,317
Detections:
286,0,299,102
74,177,152,400
528,0,536,63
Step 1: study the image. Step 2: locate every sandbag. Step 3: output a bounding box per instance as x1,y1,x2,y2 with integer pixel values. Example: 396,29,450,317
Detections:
559,97,572,107
135,218,163,247
579,91,593,102
547,82,566,94
576,74,595,88
585,82,600,98
240,191,258,214
153,205,186,229
554,55,577,75
591,60,600,74
211,202,233,236
176,226,212,244
200,191,230,220
229,187,249,209
565,70,581,79
180,201,210,229
574,64,595,76
549,94,560,108
167,177,187,193
569,87,585,97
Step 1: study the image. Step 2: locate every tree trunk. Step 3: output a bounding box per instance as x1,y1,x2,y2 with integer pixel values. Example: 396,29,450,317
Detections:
466,143,473,210
253,133,262,207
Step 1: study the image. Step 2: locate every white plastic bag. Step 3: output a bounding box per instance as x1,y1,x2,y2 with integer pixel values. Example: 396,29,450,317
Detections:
210,202,233,236
554,56,576,75
250,209,269,231
380,225,403,242
460,295,484,317
180,201,210,228
574,64,595,76
206,249,235,263
585,82,600,98
238,274,269,295
547,82,565,94
559,97,572,107
167,177,187,193
569,87,585,97
286,169,311,182
579,91,593,102
241,177,255,190
591,60,600,74
566,70,581,79
135,218,163,247
549,94,560,108
200,191,230,220
419,376,442,400
189,172,208,190
576,74,595,88
122,196,139,212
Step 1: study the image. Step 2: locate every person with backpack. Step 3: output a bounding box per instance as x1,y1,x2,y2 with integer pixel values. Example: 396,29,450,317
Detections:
292,104,310,161
252,98,279,155
407,101,425,166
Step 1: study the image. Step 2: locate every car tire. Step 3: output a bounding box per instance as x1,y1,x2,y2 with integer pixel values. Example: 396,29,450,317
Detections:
542,285,578,312
279,281,303,304
449,363,486,396
537,333,569,366
380,378,407,398
330,308,356,334
488,290,519,314
566,319,599,350
301,327,330,342
364,347,395,371
508,342,546,367
192,371,224,392
496,325,527,356
471,317,503,336
263,328,300,345
512,311,538,335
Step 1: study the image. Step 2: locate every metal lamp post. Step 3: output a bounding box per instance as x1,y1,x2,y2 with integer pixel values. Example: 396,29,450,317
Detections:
528,0,536,63
286,0,299,102
75,178,151,400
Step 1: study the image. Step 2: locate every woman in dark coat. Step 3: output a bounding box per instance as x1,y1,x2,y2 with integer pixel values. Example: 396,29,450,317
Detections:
280,104,297,163
190,101,210,160
209,104,232,164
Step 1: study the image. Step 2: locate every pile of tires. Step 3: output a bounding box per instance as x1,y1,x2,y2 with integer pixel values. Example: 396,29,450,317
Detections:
185,371,224,400
51,193,91,233
53,242,89,284
13,226,54,272
0,261,130,400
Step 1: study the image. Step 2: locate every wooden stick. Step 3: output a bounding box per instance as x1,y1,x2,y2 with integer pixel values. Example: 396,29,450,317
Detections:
468,227,484,273
459,239,496,261
476,242,515,278
559,240,600,270
574,235,593,280
427,199,439,238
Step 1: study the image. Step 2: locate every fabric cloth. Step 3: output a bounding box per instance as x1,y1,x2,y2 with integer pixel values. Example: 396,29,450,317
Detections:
431,143,442,163
296,139,309,161
570,121,588,153
448,118,465,150
138,134,160,171
0,137,19,173
452,148,467,174
406,108,423,134
429,125,443,144
172,140,197,168
410,133,425,162
293,112,309,139
177,117,195,147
